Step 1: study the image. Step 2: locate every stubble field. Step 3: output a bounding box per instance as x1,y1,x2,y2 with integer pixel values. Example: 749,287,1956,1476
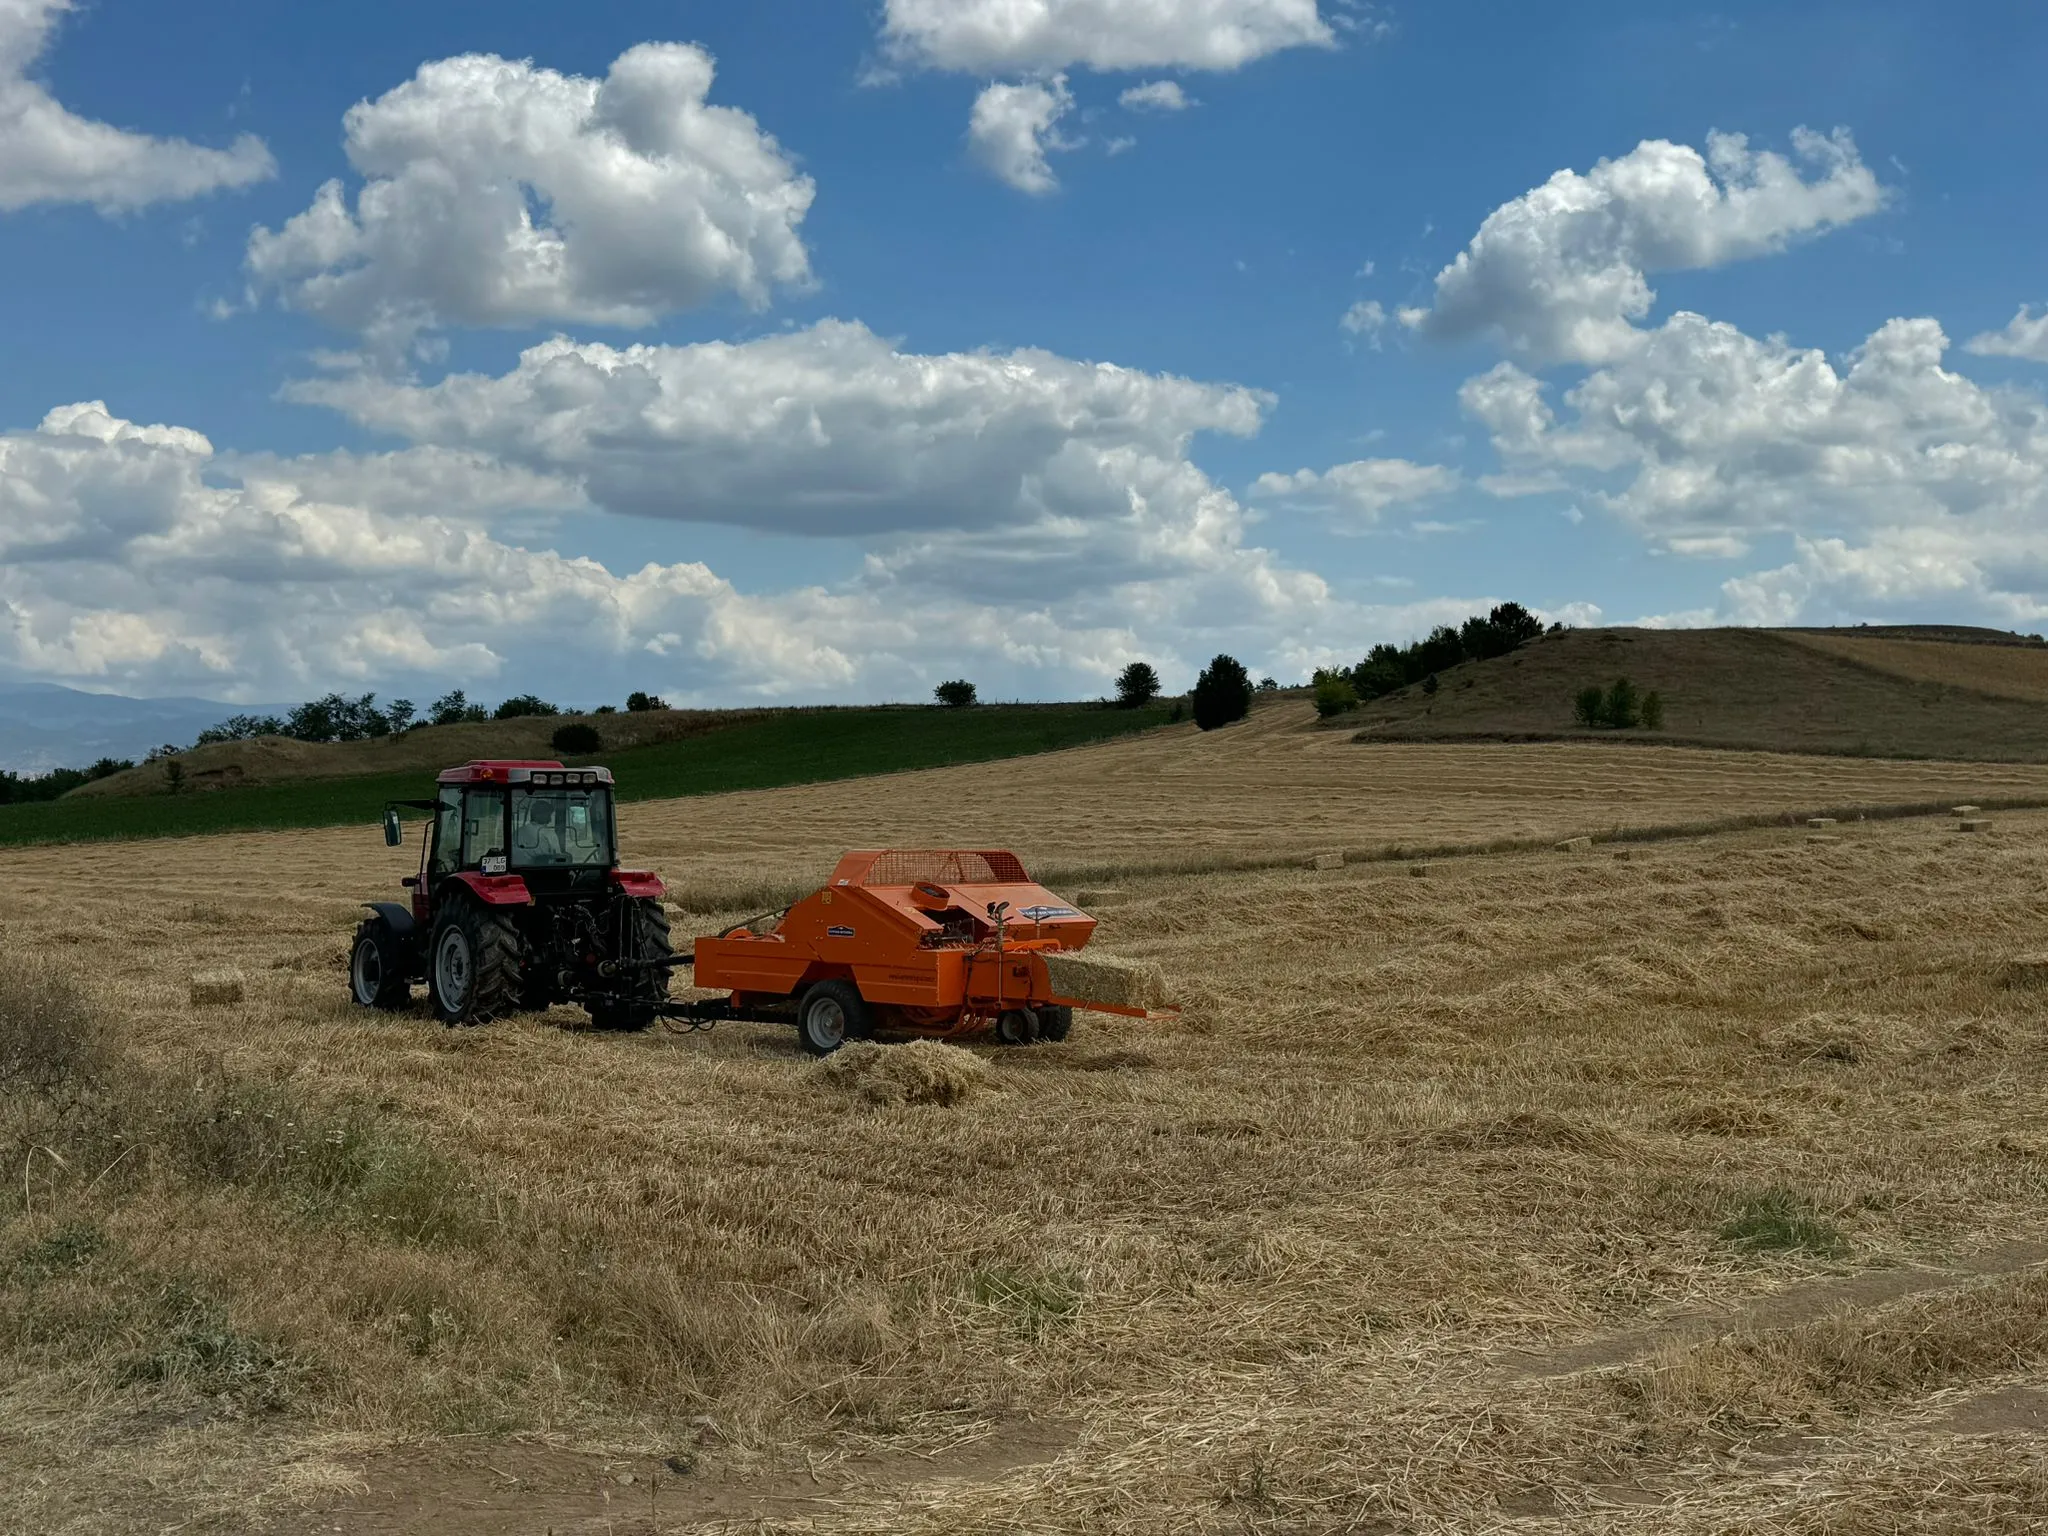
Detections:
5,704,2048,1533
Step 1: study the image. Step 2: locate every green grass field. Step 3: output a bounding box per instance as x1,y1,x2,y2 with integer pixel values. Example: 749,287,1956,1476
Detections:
0,704,1174,849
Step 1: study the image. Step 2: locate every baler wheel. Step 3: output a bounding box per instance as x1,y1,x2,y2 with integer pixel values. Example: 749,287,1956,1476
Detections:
1037,1005,1075,1043
428,897,521,1026
995,1008,1040,1046
797,980,871,1056
348,916,412,1011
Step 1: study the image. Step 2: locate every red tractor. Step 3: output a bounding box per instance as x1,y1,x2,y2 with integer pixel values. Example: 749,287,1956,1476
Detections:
348,760,674,1030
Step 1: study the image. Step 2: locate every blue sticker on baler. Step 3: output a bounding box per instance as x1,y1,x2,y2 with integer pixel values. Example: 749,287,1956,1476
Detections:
1021,905,1078,921
827,925,856,938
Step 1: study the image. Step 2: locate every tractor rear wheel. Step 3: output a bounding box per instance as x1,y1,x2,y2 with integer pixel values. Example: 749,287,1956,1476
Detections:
587,899,672,1033
428,897,521,1026
1037,1004,1075,1043
348,916,412,1011
797,979,870,1056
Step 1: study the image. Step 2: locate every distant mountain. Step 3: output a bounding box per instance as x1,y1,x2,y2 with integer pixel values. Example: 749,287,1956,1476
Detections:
0,684,292,775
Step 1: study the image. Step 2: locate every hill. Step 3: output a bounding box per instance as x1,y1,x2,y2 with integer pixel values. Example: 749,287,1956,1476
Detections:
66,705,762,797
0,702,1173,848
1346,625,2048,760
0,683,296,774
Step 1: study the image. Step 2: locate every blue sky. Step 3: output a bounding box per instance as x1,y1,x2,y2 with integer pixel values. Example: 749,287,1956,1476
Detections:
3,0,2047,710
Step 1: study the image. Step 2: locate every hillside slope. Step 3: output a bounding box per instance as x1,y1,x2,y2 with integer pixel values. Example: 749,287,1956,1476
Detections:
1348,626,2048,760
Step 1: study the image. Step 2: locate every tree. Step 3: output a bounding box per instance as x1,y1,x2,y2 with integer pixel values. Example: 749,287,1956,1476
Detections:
1258,676,1279,691
1573,686,1605,728
1603,676,1641,729
429,690,487,727
1487,601,1545,651
163,758,186,795
1191,654,1252,731
626,691,667,713
934,679,977,707
386,698,416,733
1641,690,1665,731
1115,661,1162,709
1421,673,1440,696
1313,669,1359,718
494,694,560,720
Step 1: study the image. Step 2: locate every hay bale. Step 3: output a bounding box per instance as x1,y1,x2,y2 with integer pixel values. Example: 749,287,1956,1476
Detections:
1075,889,1129,909
1310,853,1343,871
1555,837,1591,853
1807,817,1837,828
818,1040,991,1107
189,969,246,1007
1611,849,1634,862
1954,805,1981,816
1409,862,1431,878
2000,955,2048,990
1045,950,1169,1010
1959,818,1989,833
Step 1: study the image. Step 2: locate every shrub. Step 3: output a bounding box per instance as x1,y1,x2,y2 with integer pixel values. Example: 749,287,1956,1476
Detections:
1191,655,1253,731
1257,676,1278,691
493,694,559,720
1642,690,1665,731
162,759,186,795
1167,701,1185,723
934,679,977,708
1573,677,1648,729
0,955,106,1101
1312,670,1359,718
551,723,602,755
625,691,666,713
1421,674,1439,697
1115,661,1162,709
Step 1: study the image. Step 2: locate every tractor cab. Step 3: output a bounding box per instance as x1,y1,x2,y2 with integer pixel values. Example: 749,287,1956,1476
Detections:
398,761,622,912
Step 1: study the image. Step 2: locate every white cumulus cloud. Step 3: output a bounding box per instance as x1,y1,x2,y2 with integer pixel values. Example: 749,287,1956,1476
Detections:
1120,80,1194,112
245,43,813,348
968,77,1074,195
880,0,1333,73
1406,129,1888,365
1251,457,1460,527
1966,306,2048,363
1340,298,1387,345
0,0,274,213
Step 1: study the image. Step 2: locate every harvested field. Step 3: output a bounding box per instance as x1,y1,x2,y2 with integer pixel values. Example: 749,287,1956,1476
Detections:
6,727,2048,1532
1778,630,2048,703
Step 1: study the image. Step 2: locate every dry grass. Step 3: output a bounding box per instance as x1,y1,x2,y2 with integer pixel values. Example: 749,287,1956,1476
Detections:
1781,631,2048,703
5,727,2048,1530
818,1040,993,1106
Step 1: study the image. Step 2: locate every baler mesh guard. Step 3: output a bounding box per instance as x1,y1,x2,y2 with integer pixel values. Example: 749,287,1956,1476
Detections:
861,850,1029,887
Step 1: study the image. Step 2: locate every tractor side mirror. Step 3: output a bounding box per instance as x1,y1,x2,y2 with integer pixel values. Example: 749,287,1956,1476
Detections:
382,808,403,848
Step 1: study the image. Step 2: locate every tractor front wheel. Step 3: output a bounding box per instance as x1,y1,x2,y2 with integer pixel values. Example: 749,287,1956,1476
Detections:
428,898,521,1026
348,916,412,1011
797,979,870,1056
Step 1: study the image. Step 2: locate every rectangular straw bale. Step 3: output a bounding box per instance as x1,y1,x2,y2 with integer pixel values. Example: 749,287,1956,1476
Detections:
1555,837,1591,853
1310,853,1343,871
1954,805,1981,816
1807,817,1837,828
189,969,246,1007
1045,950,1168,1010
2000,955,2048,990
1958,818,1988,832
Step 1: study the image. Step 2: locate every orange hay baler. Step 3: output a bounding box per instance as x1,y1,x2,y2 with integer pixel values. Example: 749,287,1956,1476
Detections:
689,849,1166,1054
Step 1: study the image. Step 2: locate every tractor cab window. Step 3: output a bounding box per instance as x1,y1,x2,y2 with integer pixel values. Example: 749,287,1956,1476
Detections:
430,787,462,878
461,788,509,872
511,787,613,869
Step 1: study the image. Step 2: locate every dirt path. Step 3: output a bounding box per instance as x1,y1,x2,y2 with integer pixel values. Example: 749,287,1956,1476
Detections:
307,1421,1074,1534
1504,1240,2048,1379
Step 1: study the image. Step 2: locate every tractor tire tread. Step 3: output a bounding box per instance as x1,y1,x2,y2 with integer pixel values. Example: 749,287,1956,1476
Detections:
349,916,412,1011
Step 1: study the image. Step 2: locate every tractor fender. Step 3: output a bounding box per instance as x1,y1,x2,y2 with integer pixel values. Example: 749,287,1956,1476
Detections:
362,901,417,939
611,869,666,900
447,871,534,907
